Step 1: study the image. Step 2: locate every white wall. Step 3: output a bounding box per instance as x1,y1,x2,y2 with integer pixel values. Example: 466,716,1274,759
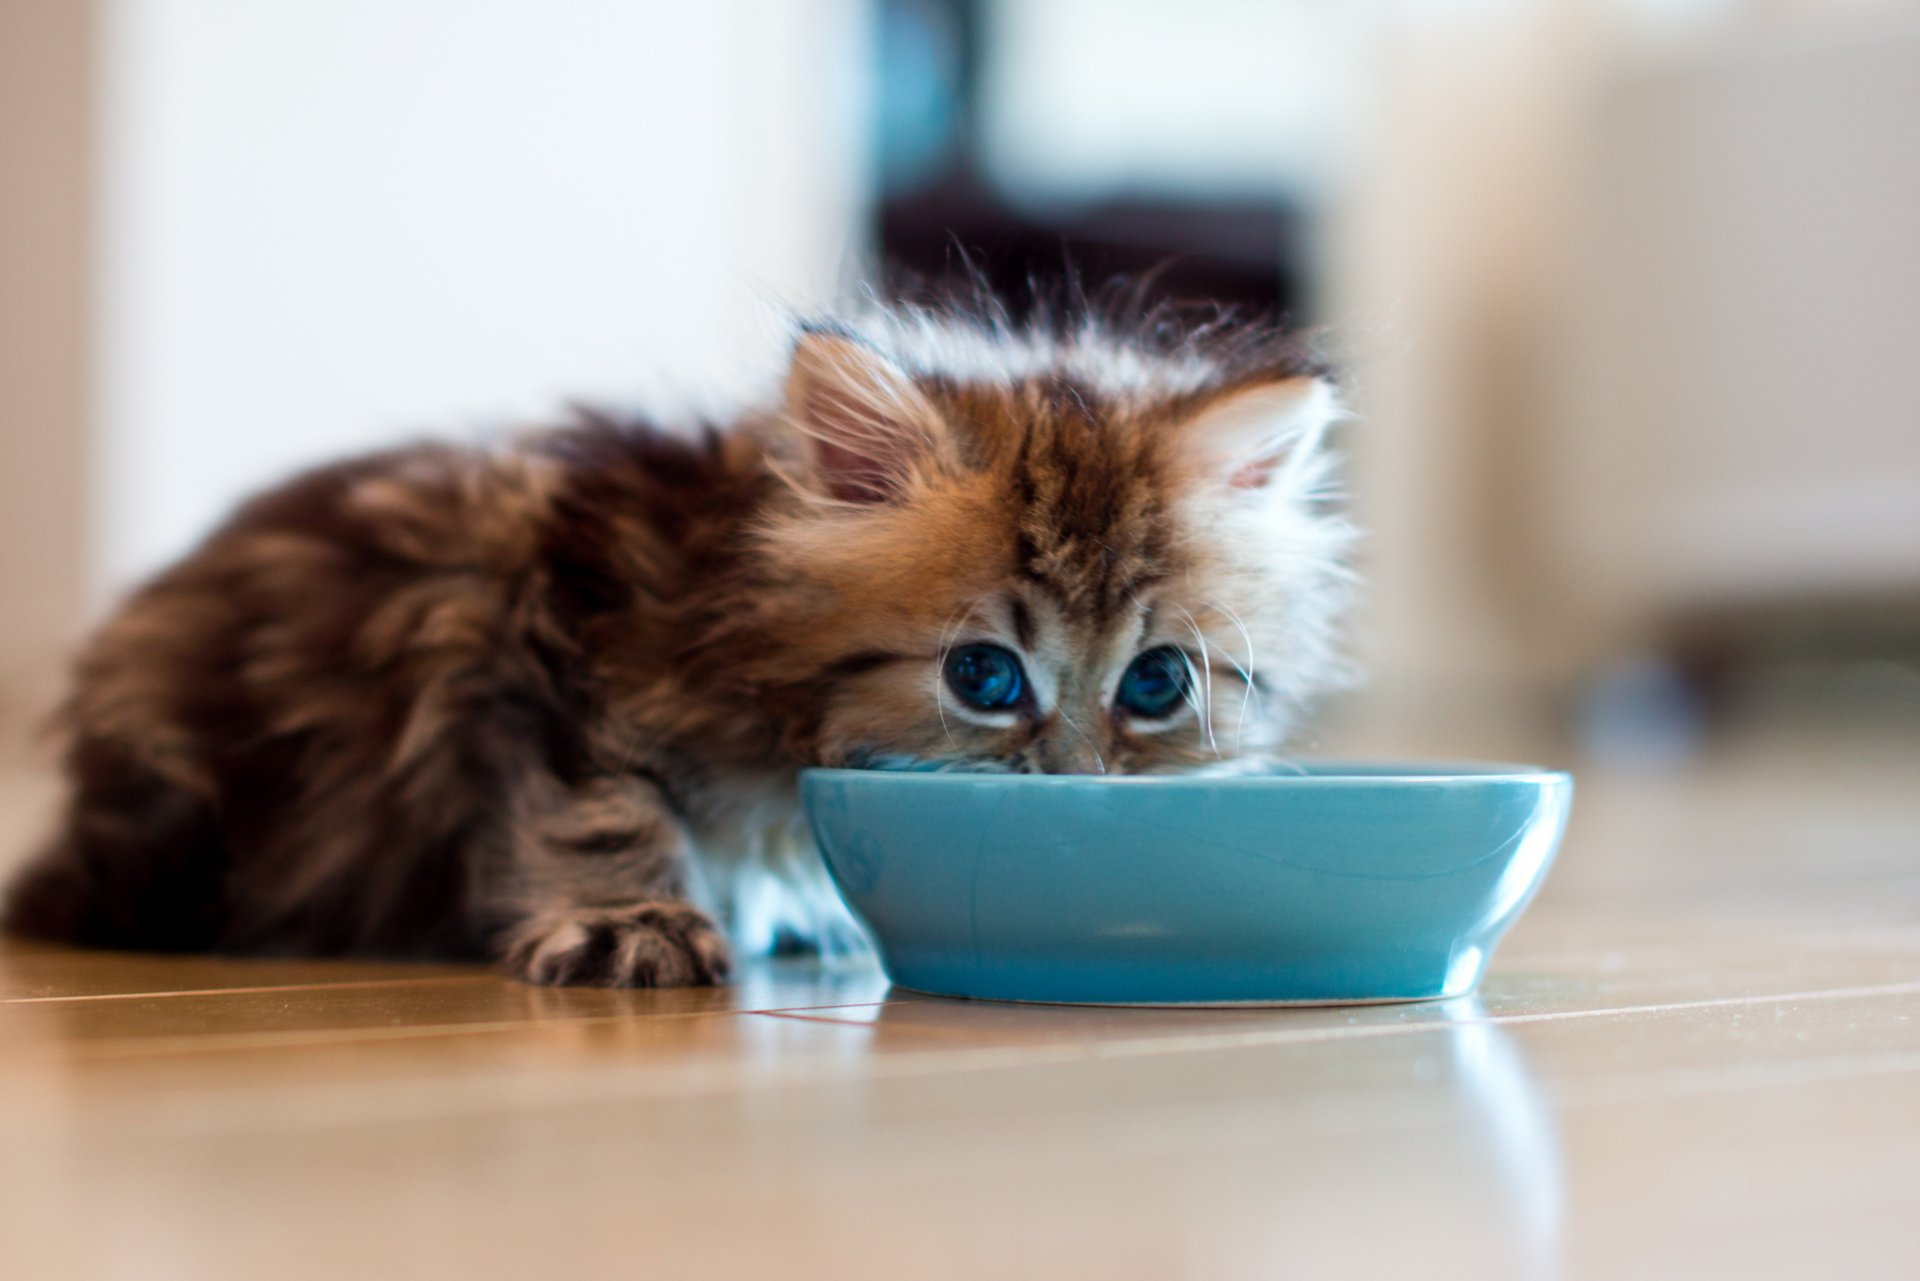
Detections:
95,0,869,592
980,0,1368,204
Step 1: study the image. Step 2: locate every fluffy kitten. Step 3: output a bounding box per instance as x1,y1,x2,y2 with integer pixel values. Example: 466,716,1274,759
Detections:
1,296,1354,986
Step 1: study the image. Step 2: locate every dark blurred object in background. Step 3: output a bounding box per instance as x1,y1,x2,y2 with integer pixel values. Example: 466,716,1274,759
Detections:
873,0,1307,320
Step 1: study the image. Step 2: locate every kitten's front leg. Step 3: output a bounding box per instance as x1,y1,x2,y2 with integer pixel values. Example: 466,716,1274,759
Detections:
486,776,731,988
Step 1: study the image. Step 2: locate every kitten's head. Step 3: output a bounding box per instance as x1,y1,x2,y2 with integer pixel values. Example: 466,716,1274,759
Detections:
755,301,1354,774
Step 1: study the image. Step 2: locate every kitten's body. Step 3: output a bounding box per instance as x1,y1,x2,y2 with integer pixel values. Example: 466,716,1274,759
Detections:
3,299,1354,985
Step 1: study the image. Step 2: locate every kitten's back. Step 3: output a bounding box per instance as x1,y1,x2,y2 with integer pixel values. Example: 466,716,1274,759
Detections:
4,443,567,954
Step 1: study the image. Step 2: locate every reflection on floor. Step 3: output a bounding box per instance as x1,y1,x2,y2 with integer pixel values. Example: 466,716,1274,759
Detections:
1,721,1917,1280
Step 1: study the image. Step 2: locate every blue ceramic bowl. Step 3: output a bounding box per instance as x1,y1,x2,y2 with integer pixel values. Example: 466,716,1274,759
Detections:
802,762,1572,1006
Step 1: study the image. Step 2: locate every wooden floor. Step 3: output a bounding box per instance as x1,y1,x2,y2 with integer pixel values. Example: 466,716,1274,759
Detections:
2,725,1918,1280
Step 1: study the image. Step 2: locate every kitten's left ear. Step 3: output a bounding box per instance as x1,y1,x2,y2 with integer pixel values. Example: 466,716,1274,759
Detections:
784,328,943,503
1179,375,1341,492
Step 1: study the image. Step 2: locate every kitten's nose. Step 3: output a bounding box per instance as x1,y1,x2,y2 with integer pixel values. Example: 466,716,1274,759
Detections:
1035,725,1108,775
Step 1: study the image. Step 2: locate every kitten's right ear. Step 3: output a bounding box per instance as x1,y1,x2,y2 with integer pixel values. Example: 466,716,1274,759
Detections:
1178,374,1341,493
784,328,941,503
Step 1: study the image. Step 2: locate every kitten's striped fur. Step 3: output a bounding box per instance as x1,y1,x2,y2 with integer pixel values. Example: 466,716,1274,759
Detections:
3,294,1355,985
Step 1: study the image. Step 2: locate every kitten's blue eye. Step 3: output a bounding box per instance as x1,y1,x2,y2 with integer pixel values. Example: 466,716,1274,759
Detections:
944,643,1026,711
1117,647,1192,718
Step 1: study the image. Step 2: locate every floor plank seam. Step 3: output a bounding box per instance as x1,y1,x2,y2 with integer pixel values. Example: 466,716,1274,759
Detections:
0,975,503,1005
17,1023,1920,1148
23,977,1920,1064
756,979,1920,1056
21,1000,896,1060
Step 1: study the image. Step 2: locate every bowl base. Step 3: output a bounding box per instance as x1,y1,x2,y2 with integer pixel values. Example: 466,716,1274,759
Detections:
891,984,1470,1010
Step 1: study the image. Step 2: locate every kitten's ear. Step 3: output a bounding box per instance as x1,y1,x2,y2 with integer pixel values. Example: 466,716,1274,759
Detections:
784,329,942,503
1179,375,1341,492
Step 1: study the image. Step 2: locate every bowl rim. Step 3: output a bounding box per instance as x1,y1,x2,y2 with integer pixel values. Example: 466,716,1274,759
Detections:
801,759,1572,789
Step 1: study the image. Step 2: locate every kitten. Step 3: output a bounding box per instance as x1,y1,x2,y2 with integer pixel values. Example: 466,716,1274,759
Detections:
1,295,1354,986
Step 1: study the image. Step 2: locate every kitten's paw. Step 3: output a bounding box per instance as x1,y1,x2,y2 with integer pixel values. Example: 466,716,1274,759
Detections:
505,902,732,988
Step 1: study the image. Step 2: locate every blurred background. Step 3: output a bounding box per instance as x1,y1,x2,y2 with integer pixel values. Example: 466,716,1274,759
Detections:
3,0,1918,891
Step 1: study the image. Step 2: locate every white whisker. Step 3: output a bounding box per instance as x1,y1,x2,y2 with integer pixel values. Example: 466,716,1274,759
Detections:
1054,704,1106,774
1172,605,1218,758
1207,596,1260,754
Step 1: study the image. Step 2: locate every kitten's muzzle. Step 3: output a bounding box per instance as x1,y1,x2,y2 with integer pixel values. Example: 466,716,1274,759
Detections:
1033,727,1109,776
